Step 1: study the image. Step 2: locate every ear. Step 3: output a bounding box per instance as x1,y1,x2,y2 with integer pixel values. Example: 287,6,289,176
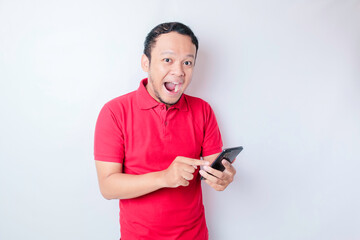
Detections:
141,54,150,72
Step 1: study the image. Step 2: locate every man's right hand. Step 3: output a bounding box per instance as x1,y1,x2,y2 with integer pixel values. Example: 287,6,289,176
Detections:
95,157,209,200
161,156,210,188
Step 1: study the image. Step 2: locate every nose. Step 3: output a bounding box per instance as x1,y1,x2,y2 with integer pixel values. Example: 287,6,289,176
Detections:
171,62,185,77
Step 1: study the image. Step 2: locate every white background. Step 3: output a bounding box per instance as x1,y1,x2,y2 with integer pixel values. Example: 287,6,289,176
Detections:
1,0,360,239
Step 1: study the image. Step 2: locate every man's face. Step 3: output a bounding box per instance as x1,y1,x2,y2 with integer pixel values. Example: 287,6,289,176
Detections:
141,32,197,107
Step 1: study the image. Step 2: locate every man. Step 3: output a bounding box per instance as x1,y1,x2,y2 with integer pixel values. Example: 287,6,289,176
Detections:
94,22,236,240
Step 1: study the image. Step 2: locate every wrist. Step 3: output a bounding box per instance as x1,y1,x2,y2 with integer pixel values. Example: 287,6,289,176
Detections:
154,170,168,189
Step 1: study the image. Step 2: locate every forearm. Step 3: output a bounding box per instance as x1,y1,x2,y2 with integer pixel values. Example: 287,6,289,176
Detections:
99,171,166,200
96,157,209,200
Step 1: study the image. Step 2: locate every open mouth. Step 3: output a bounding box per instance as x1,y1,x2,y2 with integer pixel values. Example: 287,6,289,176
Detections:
164,82,182,94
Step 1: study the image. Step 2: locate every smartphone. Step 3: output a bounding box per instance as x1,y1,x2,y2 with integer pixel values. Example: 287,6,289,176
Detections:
201,146,243,180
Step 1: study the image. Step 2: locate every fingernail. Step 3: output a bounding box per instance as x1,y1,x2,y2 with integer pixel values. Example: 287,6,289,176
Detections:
204,166,209,171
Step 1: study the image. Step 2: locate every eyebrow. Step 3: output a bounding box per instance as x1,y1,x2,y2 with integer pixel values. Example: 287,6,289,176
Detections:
160,51,195,59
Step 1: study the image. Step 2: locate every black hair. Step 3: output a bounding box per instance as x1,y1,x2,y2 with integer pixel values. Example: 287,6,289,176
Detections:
143,22,199,61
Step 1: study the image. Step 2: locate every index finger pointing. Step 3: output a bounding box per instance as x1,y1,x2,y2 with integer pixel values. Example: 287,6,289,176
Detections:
179,157,210,167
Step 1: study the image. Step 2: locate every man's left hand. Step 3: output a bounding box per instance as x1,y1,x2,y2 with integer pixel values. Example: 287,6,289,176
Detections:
199,160,236,191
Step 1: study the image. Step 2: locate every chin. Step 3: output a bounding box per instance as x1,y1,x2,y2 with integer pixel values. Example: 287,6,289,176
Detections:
160,96,182,106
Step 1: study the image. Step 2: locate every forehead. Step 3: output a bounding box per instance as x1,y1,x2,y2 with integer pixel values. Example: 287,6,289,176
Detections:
152,32,196,56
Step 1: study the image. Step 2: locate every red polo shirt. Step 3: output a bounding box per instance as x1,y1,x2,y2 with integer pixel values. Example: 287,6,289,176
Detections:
94,79,222,240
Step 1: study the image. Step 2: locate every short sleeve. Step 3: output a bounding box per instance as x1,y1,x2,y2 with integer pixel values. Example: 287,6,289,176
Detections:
94,104,125,163
201,103,223,157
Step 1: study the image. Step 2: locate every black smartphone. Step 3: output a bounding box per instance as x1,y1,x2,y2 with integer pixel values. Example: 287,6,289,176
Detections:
201,146,243,180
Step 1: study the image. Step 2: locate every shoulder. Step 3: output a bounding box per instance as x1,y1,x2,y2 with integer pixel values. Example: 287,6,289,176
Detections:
103,90,137,112
96,90,137,126
184,94,213,112
183,94,218,125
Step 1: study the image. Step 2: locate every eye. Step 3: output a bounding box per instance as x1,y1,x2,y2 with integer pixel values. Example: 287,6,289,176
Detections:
163,58,172,63
184,61,192,66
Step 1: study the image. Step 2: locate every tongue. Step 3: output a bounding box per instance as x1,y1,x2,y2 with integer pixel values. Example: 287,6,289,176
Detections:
165,82,176,92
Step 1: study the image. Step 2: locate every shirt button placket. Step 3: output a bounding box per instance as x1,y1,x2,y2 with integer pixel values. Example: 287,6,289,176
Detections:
163,115,168,135
160,105,167,135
